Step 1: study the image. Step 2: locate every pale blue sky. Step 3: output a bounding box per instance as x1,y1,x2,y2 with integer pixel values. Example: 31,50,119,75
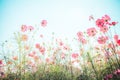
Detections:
0,0,120,42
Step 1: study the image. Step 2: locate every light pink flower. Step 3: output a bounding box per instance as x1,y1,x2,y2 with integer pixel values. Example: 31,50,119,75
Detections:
108,43,115,49
33,55,39,60
24,45,29,50
114,35,119,41
61,53,65,59
99,26,108,33
39,47,45,55
97,36,108,44
0,60,3,65
87,27,97,36
13,56,18,60
114,35,120,46
28,53,34,57
29,62,35,67
40,34,43,38
35,43,40,49
78,38,87,44
46,57,50,63
96,19,104,28
63,45,70,50
72,53,79,59
77,31,83,39
102,15,111,22
21,25,27,32
41,20,47,27
28,26,34,31
32,51,36,55
59,41,63,46
114,69,120,75
117,50,120,55
89,15,94,21
28,51,36,57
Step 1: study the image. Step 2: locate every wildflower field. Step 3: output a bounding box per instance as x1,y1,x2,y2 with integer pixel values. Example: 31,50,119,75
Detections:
0,15,120,80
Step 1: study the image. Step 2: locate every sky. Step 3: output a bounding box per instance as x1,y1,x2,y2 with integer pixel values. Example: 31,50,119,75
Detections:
0,0,120,42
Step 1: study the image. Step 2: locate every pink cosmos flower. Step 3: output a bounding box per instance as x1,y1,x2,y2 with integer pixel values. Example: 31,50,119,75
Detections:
21,25,27,32
63,45,70,50
61,53,65,59
78,38,87,44
72,53,79,59
87,27,97,36
77,31,83,39
96,19,104,28
35,43,40,49
28,53,34,57
28,51,36,57
108,43,115,49
13,56,18,60
99,26,108,33
29,61,35,67
114,69,120,75
40,34,43,38
114,35,119,41
32,51,36,55
117,40,120,46
56,39,64,46
117,50,120,55
108,21,118,26
102,15,111,22
41,20,47,27
33,55,39,60
24,45,29,50
0,72,5,78
28,26,34,31
0,60,2,65
111,21,118,26
108,74,113,78
104,74,113,79
97,36,108,44
59,41,63,46
89,15,94,21
46,58,50,63
39,47,45,55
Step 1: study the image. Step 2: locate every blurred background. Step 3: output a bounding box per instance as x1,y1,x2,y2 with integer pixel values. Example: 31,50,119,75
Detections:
0,0,120,42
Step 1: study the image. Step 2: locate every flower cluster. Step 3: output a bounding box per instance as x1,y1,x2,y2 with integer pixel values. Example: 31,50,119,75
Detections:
0,15,120,80
104,69,120,80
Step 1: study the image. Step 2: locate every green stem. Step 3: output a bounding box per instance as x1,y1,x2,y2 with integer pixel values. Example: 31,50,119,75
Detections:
87,52,99,80
111,41,120,68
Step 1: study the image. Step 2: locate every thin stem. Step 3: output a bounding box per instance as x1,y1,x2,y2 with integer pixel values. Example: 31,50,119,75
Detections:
87,52,99,80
